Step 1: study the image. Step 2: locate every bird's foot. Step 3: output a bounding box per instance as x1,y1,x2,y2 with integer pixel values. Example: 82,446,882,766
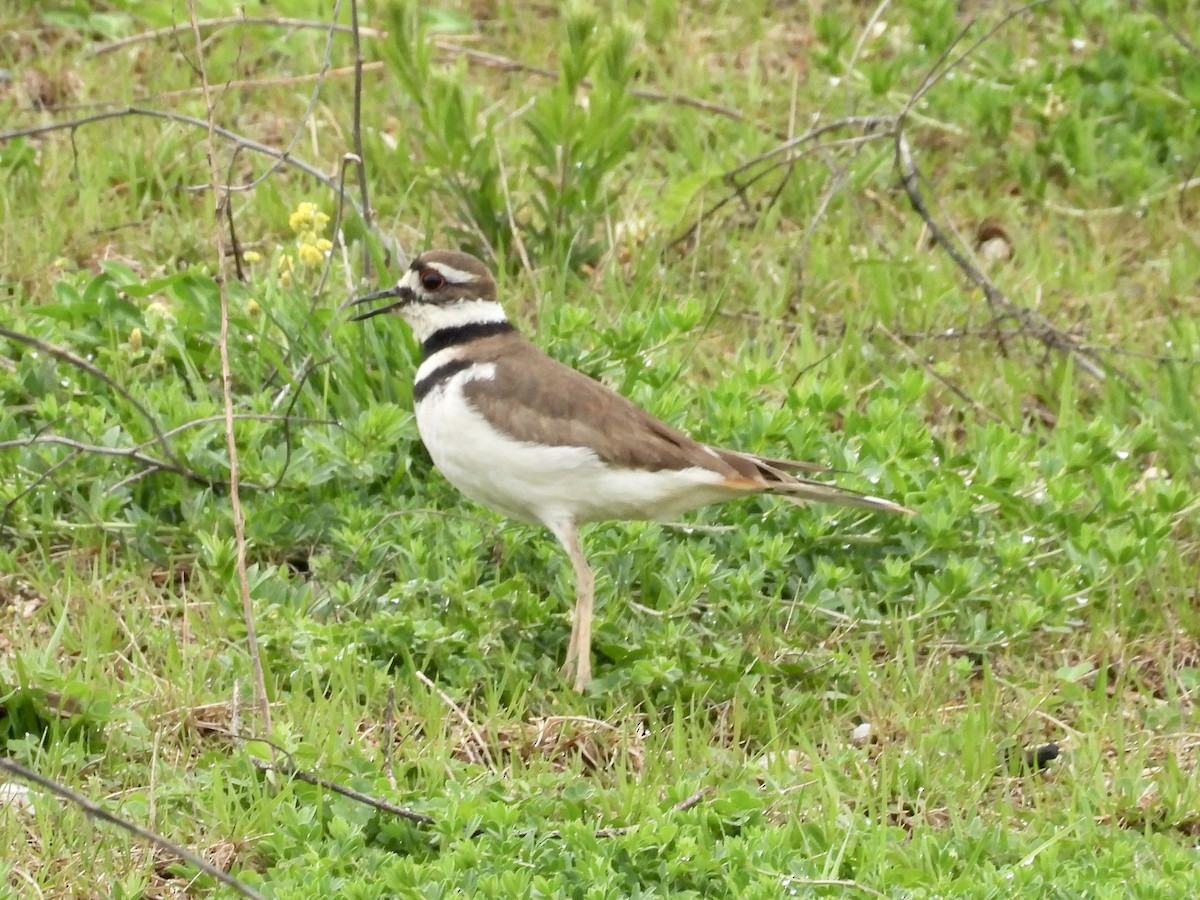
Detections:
560,655,592,693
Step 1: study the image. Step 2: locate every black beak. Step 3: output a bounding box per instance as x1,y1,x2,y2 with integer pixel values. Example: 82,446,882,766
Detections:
350,285,410,321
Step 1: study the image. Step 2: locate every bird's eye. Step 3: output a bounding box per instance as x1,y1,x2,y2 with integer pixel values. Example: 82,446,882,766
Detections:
421,271,445,291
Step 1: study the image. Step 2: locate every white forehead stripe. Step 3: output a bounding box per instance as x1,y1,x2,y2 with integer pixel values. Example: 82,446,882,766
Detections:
425,261,479,283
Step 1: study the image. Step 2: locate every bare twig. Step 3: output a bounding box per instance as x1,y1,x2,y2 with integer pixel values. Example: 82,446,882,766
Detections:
250,755,434,827
876,324,1012,427
383,685,397,790
231,3,344,195
886,3,1117,381
1,449,82,534
0,108,359,216
188,1,271,732
900,1,1053,122
670,117,895,248
722,116,896,183
349,0,373,276
146,413,336,446
893,131,1115,383
0,325,189,473
88,15,384,56
0,758,263,900
0,435,252,491
41,62,387,113
1141,1,1200,58
414,670,498,774
314,154,361,307
437,41,766,130
85,16,766,133
595,787,709,838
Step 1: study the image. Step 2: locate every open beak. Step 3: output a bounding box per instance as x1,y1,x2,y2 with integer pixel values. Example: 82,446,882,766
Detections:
350,286,408,321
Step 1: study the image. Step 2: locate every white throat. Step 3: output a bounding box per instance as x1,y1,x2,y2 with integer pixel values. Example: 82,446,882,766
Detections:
400,299,508,343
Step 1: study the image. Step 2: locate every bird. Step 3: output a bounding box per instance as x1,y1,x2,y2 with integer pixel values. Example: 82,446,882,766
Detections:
352,250,912,692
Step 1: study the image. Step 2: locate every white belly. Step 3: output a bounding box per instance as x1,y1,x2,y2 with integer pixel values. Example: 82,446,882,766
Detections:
414,372,735,527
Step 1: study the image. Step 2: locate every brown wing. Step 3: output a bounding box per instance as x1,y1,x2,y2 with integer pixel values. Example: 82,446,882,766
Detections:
457,333,913,515
460,333,757,477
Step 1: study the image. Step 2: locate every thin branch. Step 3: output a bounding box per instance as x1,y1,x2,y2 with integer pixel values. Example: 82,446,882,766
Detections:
595,787,709,838
349,0,373,277
1142,1,1200,58
415,670,498,774
875,324,1012,427
383,685,397,790
249,756,434,827
0,757,263,900
899,1,1054,123
88,15,384,56
85,16,766,133
0,108,358,215
41,62,388,113
313,154,360,308
0,435,249,491
670,119,895,249
188,1,272,732
893,130,1117,384
0,450,82,534
0,325,188,473
144,413,337,448
228,3,344,195
722,115,896,183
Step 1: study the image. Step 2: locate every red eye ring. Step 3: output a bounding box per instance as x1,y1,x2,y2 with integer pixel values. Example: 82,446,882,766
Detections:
421,270,445,291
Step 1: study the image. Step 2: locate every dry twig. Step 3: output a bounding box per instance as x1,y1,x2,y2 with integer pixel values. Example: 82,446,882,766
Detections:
249,755,434,827
85,15,765,132
0,325,189,473
0,108,357,216
415,670,498,774
0,434,250,490
188,1,271,732
671,116,896,249
0,757,263,900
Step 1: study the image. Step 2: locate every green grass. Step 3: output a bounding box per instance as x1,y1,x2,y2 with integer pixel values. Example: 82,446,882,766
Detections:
2,0,1200,896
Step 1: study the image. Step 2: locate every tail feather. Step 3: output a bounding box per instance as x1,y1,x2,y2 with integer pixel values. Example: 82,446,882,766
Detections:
770,478,915,515
712,446,913,516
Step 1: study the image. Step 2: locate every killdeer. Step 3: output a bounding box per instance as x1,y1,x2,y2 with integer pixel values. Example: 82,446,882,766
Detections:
353,250,912,692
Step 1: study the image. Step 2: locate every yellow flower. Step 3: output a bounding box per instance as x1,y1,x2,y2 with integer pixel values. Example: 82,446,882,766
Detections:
288,201,331,239
243,250,261,263
298,243,324,267
278,253,294,273
288,201,319,234
247,299,261,316
128,327,143,351
315,238,333,253
279,270,293,288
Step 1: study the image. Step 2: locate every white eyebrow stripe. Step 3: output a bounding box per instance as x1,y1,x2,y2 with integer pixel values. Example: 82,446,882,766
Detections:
424,261,479,283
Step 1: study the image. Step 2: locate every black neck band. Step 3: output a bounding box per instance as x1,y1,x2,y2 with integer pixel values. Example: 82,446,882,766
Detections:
422,321,515,358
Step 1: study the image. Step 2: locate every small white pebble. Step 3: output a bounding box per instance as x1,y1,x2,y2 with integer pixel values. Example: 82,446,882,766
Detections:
851,722,873,744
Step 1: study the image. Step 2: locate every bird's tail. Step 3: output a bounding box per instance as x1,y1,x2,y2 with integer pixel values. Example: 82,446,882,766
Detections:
717,448,914,515
769,478,914,515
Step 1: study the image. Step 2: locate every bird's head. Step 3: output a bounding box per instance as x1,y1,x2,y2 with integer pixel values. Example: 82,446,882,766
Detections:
352,250,502,339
